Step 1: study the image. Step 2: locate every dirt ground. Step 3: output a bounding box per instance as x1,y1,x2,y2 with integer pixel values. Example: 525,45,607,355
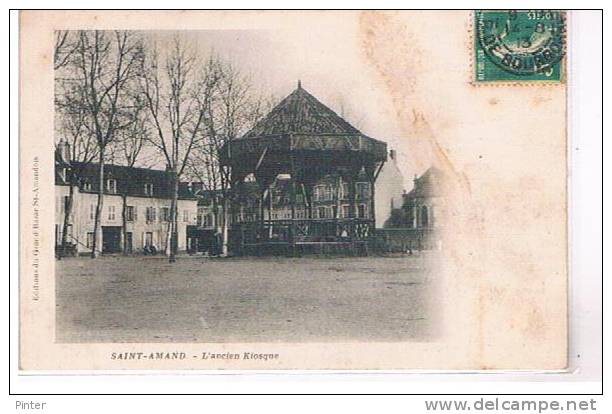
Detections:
55,254,438,343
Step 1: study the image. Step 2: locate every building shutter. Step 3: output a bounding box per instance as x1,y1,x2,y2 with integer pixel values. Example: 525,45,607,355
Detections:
142,232,146,248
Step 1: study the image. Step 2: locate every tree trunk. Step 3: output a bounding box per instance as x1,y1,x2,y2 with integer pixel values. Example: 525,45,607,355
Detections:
349,176,357,219
121,193,128,255
59,182,75,258
302,184,313,219
91,150,105,258
221,196,229,257
335,175,341,219
169,169,179,263
164,217,172,257
267,187,273,238
370,179,376,227
212,197,219,229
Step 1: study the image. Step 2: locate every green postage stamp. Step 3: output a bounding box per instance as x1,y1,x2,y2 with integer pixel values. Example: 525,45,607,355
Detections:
474,10,566,82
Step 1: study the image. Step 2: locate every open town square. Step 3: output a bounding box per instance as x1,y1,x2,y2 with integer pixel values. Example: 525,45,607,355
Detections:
56,253,438,343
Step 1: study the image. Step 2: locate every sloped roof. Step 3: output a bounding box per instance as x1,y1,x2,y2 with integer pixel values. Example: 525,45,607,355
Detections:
243,84,361,138
59,161,196,200
404,166,445,200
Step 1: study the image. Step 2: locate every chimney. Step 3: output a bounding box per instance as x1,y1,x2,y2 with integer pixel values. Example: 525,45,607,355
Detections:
389,149,397,164
57,139,71,163
63,140,71,163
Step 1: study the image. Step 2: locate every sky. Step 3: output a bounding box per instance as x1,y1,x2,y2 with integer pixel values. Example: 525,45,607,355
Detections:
156,28,413,190
61,26,424,191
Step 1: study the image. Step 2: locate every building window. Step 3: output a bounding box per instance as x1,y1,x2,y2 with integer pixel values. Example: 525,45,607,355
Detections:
324,185,332,201
90,204,96,220
421,206,429,228
358,204,367,218
314,185,324,202
86,232,95,248
183,210,189,223
83,181,92,191
406,206,415,228
108,205,116,220
144,232,153,247
430,205,435,227
160,207,170,222
126,206,136,222
144,183,154,196
318,206,326,219
146,207,156,223
342,205,350,218
341,182,350,200
356,182,370,200
106,178,117,194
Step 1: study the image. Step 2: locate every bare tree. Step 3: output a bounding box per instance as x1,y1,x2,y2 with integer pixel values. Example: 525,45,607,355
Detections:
114,95,150,254
70,30,144,258
187,59,275,256
139,36,210,262
54,30,78,71
54,83,99,257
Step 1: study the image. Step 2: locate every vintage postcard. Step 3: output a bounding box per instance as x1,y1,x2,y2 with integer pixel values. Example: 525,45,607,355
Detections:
19,10,567,370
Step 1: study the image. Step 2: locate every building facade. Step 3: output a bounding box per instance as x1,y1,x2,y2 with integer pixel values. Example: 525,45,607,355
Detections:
55,154,198,255
401,166,445,231
382,166,446,250
376,149,405,228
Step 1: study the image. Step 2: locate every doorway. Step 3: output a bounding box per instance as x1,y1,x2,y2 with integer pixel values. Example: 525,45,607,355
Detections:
102,226,122,253
125,232,133,253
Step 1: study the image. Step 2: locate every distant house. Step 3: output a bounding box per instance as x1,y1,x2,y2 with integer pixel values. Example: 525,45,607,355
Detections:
402,166,446,231
55,143,198,255
382,166,446,250
377,149,405,228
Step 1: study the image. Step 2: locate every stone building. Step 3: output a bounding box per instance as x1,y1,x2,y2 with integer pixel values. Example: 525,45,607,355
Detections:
402,166,445,231
382,166,446,250
55,146,198,255
376,149,405,228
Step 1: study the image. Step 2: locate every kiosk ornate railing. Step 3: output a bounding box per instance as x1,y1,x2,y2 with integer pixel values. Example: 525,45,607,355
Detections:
370,227,440,252
232,218,375,247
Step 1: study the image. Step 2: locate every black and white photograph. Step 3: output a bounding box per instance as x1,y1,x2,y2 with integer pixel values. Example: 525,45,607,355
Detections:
52,29,444,344
16,10,586,375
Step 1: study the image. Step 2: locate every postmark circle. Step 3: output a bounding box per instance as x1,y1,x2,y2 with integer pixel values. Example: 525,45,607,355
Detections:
476,10,566,76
